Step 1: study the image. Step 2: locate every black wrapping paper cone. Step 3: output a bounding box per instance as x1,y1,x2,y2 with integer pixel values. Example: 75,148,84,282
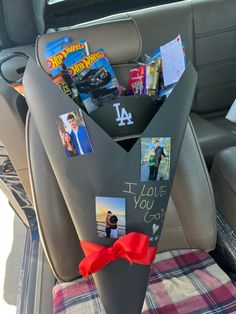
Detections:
23,59,197,314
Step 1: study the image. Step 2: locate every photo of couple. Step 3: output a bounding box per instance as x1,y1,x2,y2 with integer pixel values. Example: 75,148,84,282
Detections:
57,109,93,158
96,196,126,239
141,137,171,181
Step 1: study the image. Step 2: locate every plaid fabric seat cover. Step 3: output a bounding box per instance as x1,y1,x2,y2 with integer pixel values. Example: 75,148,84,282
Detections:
53,249,236,313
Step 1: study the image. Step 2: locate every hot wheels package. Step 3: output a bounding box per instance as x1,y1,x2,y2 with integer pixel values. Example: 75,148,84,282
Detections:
44,36,89,103
65,49,119,113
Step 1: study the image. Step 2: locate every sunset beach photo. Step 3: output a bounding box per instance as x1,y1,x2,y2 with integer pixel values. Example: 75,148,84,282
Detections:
95,196,126,239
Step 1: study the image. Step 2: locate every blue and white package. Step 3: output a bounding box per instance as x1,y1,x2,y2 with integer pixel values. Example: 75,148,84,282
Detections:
65,49,119,113
44,36,89,102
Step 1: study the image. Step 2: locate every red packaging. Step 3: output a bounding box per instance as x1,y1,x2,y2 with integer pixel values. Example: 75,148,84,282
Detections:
128,65,146,95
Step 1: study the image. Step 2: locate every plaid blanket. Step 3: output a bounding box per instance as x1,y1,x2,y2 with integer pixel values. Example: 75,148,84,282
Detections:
53,249,236,314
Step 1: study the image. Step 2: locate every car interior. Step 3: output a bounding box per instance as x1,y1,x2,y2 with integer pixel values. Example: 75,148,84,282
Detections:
1,0,236,313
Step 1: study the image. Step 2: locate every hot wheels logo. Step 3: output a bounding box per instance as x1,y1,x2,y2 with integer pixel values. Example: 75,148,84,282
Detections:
47,44,86,69
69,51,107,77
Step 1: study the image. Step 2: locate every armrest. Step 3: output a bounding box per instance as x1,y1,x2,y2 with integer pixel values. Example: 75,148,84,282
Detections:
210,146,236,230
212,211,236,284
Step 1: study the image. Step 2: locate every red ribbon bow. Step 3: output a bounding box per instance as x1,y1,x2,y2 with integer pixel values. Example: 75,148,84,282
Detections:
78,232,157,279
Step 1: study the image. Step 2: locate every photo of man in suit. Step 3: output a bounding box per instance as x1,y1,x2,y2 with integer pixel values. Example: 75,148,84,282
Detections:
67,112,93,155
153,139,167,180
141,137,171,181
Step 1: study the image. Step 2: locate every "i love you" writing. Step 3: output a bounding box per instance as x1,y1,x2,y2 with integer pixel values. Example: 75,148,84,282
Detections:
123,182,167,223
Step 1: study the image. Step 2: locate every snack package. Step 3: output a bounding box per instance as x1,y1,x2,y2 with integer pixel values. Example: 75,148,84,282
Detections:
128,60,160,98
128,65,146,95
65,49,119,113
44,36,89,102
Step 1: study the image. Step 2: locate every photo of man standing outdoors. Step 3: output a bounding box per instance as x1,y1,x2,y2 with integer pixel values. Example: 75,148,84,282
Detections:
153,139,167,180
141,137,171,181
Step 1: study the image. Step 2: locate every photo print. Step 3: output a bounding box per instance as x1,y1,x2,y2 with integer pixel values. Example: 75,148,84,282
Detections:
96,196,126,239
56,109,93,158
141,137,171,181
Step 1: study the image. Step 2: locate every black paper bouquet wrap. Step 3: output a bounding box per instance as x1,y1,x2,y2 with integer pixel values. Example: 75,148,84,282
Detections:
23,59,197,314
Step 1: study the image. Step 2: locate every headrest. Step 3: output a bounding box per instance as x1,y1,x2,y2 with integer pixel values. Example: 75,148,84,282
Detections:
2,0,45,46
36,18,142,74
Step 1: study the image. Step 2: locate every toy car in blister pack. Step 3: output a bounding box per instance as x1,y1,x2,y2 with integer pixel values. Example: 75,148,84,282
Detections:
64,49,119,113
44,36,89,103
